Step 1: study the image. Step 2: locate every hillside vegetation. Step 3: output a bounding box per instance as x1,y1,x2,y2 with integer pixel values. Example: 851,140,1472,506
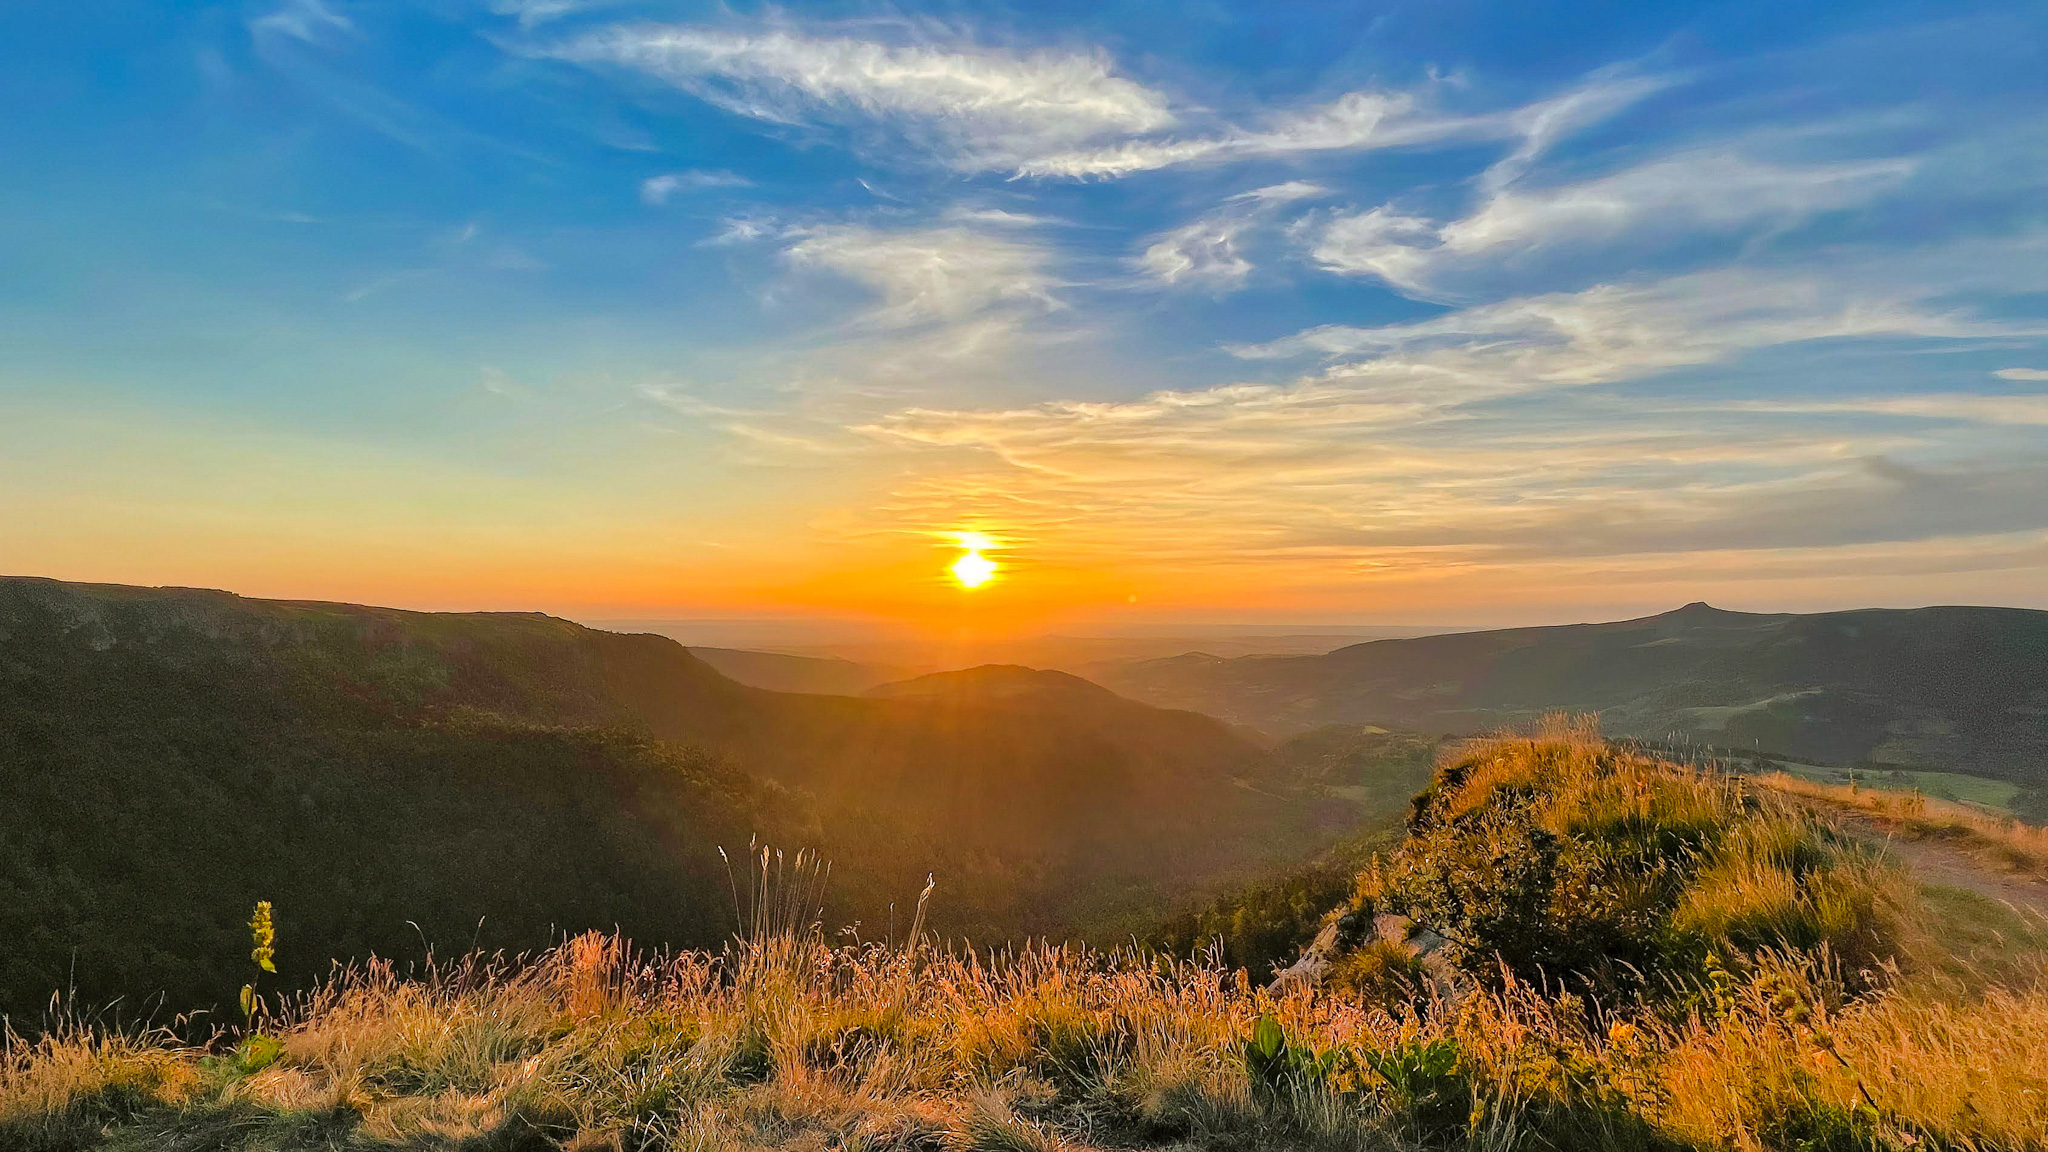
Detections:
9,723,2044,1151
1097,601,2048,777
0,578,1354,1025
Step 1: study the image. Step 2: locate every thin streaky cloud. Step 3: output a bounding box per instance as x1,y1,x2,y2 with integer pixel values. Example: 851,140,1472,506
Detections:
1719,394,2048,426
250,0,354,45
1016,74,1667,179
546,22,1173,171
779,222,1063,327
1312,148,1916,298
1135,181,1330,289
641,169,754,204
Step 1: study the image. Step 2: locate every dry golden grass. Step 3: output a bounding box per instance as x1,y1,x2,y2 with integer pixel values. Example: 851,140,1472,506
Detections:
1760,771,2048,874
8,929,2048,1150
9,728,2048,1151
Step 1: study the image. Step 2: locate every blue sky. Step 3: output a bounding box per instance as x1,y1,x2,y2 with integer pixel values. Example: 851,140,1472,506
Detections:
3,0,2046,625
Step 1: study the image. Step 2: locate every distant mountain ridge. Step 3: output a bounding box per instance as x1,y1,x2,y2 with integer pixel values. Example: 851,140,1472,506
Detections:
1096,602,2048,777
685,646,901,696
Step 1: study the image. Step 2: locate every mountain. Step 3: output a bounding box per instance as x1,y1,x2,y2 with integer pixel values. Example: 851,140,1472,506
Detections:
685,646,898,695
1095,602,2048,777
0,576,1345,1022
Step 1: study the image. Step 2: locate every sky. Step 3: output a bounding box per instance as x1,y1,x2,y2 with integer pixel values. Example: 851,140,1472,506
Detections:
3,0,2047,633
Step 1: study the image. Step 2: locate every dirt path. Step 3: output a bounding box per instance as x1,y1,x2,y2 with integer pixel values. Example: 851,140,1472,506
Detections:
1801,801,2048,917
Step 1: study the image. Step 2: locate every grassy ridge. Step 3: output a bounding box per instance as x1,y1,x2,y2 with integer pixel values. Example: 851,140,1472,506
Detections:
1340,719,1916,997
10,726,2045,1150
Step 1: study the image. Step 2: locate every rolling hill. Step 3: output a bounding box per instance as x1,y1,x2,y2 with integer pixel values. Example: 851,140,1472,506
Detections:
0,577,1342,1023
1096,602,2048,777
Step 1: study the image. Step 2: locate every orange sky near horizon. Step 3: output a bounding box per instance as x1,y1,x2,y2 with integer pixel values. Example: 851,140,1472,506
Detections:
7,391,2048,636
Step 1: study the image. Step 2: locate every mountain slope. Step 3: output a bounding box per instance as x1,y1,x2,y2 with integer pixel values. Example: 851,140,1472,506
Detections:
685,646,895,695
1096,602,2048,776
0,577,1334,1021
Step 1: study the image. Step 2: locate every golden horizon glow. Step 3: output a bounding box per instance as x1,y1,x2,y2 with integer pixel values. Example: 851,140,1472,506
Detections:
950,549,998,589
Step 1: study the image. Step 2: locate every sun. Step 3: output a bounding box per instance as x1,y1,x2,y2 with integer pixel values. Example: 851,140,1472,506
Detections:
949,549,998,589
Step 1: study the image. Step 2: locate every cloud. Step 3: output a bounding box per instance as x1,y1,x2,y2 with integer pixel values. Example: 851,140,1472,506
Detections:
780,223,1061,326
1480,70,1673,193
1230,181,1330,205
822,251,2036,582
942,205,1060,227
1312,149,1915,298
548,23,1172,171
489,0,603,29
1137,220,1254,288
1232,269,2002,405
702,215,777,245
544,23,1659,182
640,169,753,204
1304,208,1440,294
1996,367,2048,381
1724,393,2048,426
1135,182,1330,289
250,0,354,45
1267,214,2048,403
1442,152,1911,254
1018,74,1665,179
1018,91,1415,178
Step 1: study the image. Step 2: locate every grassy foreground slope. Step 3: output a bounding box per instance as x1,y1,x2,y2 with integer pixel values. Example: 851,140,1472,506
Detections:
1097,601,2048,776
9,724,2045,1151
0,577,1345,1025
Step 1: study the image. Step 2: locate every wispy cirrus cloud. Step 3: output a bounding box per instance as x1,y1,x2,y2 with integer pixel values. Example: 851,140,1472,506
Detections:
488,0,611,29
1311,148,1916,299
1230,267,2001,392
640,169,753,204
1721,393,2048,426
250,0,354,45
538,17,1664,185
779,221,1063,327
1017,74,1668,179
1135,181,1328,290
545,22,1173,171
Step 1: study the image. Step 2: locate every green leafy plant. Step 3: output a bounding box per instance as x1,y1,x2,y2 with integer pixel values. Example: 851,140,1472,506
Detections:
226,900,284,1076
1361,1036,1467,1141
239,900,276,1024
1240,1012,1347,1099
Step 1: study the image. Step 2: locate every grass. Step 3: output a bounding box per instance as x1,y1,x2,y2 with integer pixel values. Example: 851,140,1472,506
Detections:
1759,771,2048,875
1766,762,2021,817
10,931,2048,1151
10,724,2048,1151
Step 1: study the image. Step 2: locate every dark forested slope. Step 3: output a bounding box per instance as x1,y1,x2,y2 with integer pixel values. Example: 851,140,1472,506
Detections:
0,577,1337,1023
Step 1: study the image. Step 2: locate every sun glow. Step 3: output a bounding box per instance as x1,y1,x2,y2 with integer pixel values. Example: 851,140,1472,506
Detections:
950,549,998,589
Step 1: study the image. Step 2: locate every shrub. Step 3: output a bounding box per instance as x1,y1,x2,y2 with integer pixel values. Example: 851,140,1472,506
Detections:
1358,718,1914,995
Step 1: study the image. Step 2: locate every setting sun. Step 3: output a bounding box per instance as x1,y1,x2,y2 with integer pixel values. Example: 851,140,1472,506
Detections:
950,549,998,589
